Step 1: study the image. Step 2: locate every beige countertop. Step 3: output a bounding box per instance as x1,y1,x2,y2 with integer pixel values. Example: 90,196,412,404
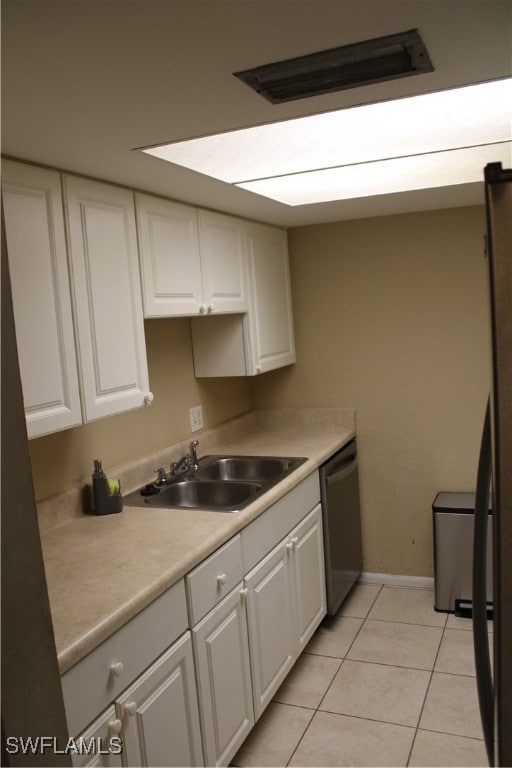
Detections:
39,409,355,674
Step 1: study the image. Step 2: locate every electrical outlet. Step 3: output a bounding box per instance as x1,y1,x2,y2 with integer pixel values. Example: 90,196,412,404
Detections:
189,405,203,432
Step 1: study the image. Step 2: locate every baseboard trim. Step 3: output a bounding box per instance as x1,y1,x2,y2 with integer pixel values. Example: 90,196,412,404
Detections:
359,572,435,590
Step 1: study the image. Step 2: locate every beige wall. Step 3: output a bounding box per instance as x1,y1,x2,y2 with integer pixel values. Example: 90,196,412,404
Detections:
254,206,491,577
29,318,253,500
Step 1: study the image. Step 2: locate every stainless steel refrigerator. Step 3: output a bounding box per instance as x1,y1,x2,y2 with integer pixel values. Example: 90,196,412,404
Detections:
473,162,512,767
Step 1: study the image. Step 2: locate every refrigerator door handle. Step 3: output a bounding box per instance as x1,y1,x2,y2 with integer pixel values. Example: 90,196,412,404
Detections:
473,396,494,766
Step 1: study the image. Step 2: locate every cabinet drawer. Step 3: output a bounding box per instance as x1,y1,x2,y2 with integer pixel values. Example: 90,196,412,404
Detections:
186,534,243,624
62,579,187,737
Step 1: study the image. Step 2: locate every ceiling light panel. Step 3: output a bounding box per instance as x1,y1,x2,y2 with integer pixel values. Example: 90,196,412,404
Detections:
237,142,512,205
143,79,512,185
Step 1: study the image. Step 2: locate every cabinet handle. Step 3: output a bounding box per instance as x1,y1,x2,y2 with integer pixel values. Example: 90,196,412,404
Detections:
144,392,154,405
207,303,214,313
125,701,137,717
287,536,299,550
199,304,207,314
217,573,227,587
108,718,122,735
110,662,124,677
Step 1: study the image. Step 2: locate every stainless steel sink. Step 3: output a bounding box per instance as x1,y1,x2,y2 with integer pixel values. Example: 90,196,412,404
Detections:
125,454,307,513
144,479,263,511
194,455,303,482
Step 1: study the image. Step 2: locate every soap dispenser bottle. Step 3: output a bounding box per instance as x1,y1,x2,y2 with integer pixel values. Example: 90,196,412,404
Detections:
91,459,123,515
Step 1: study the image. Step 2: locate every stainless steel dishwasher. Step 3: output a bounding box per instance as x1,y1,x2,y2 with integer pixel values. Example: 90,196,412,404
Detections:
319,439,362,615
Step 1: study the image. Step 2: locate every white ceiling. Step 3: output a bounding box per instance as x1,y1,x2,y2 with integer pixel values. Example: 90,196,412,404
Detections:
2,0,511,227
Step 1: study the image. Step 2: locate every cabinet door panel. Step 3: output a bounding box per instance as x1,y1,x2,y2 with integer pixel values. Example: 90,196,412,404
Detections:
72,706,123,767
116,633,203,767
197,210,247,313
64,177,150,421
291,504,327,651
136,194,203,316
246,223,295,374
245,543,295,719
192,586,253,767
2,161,82,437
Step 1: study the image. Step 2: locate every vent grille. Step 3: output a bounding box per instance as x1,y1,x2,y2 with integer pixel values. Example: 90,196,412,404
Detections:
234,29,433,104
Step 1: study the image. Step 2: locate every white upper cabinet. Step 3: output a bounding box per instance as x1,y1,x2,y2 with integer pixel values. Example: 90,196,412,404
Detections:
245,221,295,374
191,222,296,377
64,176,152,422
196,209,247,314
136,195,203,316
2,160,82,438
136,195,247,317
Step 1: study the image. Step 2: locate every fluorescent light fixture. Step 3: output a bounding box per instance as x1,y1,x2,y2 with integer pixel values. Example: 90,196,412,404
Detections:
142,78,512,206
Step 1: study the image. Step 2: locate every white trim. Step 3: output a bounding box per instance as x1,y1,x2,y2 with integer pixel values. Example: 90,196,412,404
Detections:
359,572,435,590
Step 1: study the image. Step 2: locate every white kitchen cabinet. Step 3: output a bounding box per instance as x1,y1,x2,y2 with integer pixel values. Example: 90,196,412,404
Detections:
244,539,296,719
64,176,152,421
2,160,82,438
196,209,248,314
191,587,254,766
245,221,296,374
186,535,253,766
191,221,295,377
115,633,203,767
245,503,326,719
136,195,247,317
72,706,123,767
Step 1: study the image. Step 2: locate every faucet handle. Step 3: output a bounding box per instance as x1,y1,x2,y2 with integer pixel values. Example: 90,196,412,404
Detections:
153,467,167,485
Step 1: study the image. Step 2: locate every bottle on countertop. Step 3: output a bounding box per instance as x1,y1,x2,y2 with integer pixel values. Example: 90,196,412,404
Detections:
91,459,123,515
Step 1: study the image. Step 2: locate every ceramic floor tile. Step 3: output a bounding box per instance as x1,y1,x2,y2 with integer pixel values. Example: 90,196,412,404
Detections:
435,628,476,676
320,658,430,727
231,702,313,767
409,729,488,767
347,619,443,670
305,615,362,658
419,672,484,739
289,711,414,767
272,652,341,709
336,583,382,618
446,612,494,632
368,586,446,627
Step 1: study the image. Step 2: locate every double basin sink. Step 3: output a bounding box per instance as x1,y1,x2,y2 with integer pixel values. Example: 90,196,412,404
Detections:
126,455,307,513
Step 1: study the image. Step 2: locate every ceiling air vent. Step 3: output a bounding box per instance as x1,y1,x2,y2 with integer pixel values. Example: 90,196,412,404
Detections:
233,29,433,104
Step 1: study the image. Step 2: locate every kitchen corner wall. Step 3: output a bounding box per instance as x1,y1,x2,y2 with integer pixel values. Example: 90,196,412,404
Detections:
253,205,491,578
28,318,253,501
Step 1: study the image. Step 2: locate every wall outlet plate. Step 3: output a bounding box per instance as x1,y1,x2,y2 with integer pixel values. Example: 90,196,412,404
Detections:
189,405,203,432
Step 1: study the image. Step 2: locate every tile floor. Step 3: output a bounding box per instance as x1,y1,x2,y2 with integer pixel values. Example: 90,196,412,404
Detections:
232,583,491,767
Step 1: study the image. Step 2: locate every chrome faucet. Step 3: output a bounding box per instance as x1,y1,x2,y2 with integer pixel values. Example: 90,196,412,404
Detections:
189,440,199,471
170,441,200,478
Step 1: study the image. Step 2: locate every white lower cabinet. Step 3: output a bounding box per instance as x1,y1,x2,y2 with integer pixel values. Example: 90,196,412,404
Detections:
72,706,123,767
192,586,254,766
65,473,326,768
115,633,203,767
245,503,326,719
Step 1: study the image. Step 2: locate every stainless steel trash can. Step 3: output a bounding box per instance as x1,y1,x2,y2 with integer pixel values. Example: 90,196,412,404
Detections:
433,492,493,615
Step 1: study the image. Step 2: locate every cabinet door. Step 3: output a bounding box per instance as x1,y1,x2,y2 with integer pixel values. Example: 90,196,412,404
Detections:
136,194,203,317
64,177,151,421
2,160,82,437
192,586,253,767
290,504,327,652
197,210,248,314
245,222,295,375
72,706,123,767
244,540,295,720
115,633,203,767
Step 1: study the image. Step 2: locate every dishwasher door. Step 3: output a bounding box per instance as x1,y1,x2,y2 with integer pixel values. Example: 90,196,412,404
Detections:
320,439,362,615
